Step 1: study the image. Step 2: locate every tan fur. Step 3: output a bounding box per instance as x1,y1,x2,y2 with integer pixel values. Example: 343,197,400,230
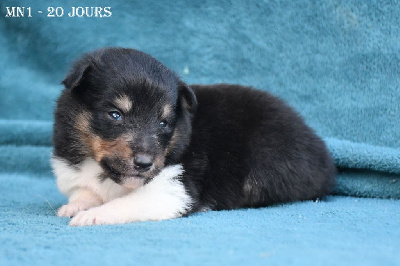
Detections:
162,105,172,119
76,111,92,137
76,111,93,156
164,128,179,156
75,111,133,162
114,95,133,113
91,135,133,162
153,154,166,170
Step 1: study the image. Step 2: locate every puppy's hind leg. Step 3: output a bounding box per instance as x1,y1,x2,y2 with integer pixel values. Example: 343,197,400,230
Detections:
70,165,192,226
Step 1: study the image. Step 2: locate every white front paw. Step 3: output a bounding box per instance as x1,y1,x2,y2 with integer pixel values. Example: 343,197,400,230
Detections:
57,202,94,217
69,208,121,226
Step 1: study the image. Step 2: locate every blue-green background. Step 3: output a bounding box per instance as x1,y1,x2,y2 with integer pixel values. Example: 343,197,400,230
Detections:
0,1,399,265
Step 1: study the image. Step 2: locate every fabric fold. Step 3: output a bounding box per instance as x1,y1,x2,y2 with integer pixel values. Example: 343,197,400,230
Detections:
0,121,398,198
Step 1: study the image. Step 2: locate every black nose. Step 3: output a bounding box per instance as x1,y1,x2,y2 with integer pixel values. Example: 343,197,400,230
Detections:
133,154,153,172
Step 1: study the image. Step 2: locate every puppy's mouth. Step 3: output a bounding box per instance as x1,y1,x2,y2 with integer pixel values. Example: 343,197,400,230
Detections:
121,175,146,189
100,159,160,189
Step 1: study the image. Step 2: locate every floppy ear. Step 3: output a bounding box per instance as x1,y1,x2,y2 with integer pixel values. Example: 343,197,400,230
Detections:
178,82,197,114
62,60,92,90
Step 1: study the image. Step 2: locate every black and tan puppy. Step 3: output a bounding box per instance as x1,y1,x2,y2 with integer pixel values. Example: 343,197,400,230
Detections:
52,48,336,226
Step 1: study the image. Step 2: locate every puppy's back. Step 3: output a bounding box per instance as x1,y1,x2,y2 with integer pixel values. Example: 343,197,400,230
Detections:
184,84,336,210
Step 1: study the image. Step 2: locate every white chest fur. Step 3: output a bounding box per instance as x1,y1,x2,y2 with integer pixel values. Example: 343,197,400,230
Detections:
51,156,193,226
51,157,132,202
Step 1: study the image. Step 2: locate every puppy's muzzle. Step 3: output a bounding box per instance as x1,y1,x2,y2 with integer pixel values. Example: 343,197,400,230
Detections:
133,154,153,172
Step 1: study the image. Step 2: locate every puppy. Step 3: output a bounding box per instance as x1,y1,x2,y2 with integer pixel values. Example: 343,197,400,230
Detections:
52,48,336,226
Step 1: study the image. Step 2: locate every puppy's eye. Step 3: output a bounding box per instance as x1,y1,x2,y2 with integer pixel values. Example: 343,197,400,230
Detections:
159,120,168,128
108,111,122,121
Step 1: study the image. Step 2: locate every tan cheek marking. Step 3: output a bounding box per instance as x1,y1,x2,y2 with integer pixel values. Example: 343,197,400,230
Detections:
76,112,91,136
153,154,165,170
91,135,133,162
75,113,133,162
76,112,94,157
114,95,133,113
164,129,179,157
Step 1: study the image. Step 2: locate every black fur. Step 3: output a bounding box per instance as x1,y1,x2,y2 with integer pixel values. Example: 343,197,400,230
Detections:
54,47,336,214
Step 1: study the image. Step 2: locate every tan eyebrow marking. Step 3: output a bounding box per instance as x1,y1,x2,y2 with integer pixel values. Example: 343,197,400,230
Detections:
162,105,172,119
114,95,133,113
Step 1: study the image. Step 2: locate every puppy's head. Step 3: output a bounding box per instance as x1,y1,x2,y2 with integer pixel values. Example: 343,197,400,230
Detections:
62,48,197,189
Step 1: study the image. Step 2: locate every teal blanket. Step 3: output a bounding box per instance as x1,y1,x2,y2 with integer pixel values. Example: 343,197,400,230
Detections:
0,0,399,265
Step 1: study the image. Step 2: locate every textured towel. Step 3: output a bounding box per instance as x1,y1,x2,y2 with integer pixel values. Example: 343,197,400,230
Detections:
0,173,399,265
1,1,399,199
0,1,399,265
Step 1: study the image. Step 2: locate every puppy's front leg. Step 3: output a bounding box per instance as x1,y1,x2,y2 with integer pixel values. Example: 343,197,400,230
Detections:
69,165,192,226
58,188,103,218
